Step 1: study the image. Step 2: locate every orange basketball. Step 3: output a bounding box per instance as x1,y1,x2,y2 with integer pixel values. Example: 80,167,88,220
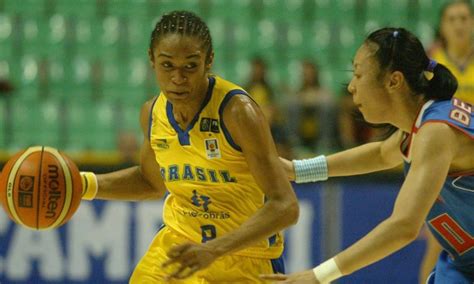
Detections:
0,146,82,230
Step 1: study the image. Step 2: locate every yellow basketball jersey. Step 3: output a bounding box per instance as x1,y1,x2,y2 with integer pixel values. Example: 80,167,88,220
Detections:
148,75,284,259
432,49,474,104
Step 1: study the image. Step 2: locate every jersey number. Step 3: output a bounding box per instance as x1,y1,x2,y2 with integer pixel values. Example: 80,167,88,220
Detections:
200,225,216,243
450,98,472,126
429,213,474,255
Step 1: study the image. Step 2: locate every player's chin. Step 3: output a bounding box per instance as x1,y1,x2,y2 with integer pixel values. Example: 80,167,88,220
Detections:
359,109,382,124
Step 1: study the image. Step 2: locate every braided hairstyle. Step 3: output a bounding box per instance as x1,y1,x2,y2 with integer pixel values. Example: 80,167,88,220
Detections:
365,27,457,101
149,11,213,64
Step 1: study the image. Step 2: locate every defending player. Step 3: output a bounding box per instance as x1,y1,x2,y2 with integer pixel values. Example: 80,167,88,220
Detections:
420,2,474,278
261,27,474,283
80,11,299,283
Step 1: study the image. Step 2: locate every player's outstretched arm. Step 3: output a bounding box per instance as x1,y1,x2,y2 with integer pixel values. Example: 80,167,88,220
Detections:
282,130,404,183
334,123,457,275
263,123,459,283
81,99,167,201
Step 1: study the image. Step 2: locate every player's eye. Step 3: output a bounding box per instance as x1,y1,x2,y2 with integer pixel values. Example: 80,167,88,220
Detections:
161,62,173,68
185,63,197,69
351,70,361,78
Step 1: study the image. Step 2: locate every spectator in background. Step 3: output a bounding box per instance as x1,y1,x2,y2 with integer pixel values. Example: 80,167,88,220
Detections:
0,79,14,147
287,60,336,157
245,57,292,157
0,79,14,97
429,0,474,104
245,57,274,121
419,1,474,282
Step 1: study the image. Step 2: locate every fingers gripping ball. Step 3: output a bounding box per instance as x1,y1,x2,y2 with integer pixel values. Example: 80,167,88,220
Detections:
0,146,82,230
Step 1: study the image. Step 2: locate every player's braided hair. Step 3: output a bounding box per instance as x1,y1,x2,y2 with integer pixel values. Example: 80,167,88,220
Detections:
149,11,213,63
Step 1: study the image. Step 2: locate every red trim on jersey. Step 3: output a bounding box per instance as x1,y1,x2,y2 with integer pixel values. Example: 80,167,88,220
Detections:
411,104,425,134
448,170,474,177
400,103,427,159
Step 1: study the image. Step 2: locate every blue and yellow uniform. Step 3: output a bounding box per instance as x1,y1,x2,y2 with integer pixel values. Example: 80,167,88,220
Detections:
130,76,284,283
432,49,474,104
401,98,474,283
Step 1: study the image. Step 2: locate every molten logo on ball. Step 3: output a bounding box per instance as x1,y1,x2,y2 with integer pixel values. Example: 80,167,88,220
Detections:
45,165,61,219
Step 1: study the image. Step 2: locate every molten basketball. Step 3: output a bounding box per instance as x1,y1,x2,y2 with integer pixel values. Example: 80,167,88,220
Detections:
0,146,82,230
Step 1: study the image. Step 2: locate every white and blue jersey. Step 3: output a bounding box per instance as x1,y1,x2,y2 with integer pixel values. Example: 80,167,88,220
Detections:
401,98,474,281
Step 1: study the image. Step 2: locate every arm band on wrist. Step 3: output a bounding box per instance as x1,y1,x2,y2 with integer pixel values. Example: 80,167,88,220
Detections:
313,258,342,284
81,172,98,200
293,155,328,183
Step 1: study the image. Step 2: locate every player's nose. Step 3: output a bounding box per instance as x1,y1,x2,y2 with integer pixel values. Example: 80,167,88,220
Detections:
171,69,187,85
347,80,355,94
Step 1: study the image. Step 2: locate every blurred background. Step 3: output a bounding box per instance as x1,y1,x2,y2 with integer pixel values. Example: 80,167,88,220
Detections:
0,0,446,160
0,0,471,283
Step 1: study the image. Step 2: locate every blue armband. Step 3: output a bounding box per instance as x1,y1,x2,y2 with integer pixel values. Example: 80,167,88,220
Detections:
293,155,328,183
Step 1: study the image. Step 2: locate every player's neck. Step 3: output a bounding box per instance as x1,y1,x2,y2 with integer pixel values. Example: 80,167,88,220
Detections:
172,79,209,128
172,100,201,129
391,96,427,133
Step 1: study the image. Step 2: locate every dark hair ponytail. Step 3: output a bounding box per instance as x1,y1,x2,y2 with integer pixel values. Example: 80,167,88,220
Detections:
425,63,458,100
366,27,458,101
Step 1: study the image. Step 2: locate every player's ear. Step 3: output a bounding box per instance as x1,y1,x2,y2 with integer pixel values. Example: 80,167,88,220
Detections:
388,70,403,90
148,49,155,69
205,52,214,71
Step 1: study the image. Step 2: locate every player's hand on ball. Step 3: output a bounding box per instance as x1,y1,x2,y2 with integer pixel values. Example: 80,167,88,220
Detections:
162,242,219,279
260,270,320,283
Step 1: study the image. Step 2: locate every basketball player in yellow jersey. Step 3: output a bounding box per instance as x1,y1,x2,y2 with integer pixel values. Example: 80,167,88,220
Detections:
79,10,299,283
431,0,474,104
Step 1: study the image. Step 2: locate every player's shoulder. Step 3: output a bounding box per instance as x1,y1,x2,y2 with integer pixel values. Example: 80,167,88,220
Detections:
210,75,255,115
221,93,264,133
418,98,474,137
140,95,160,133
211,75,247,95
422,99,450,117
141,95,160,117
422,98,467,118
